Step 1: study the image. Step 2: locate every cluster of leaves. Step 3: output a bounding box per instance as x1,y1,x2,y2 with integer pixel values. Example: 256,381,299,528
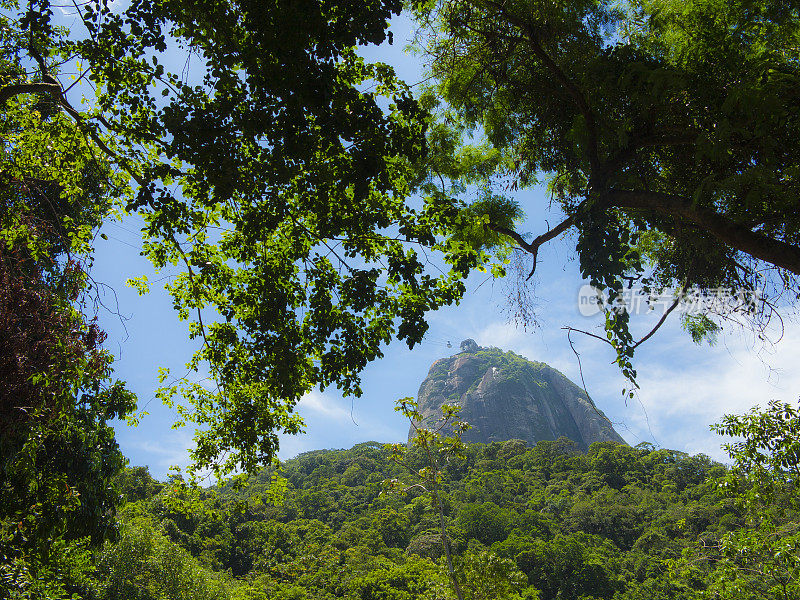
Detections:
86,436,753,600
386,398,476,600
6,0,800,595
676,401,800,599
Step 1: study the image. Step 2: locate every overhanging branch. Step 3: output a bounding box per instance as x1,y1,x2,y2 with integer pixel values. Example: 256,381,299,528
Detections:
609,190,800,275
0,81,61,106
489,215,574,278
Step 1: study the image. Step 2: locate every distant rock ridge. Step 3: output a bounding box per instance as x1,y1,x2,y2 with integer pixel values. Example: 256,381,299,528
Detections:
409,340,626,449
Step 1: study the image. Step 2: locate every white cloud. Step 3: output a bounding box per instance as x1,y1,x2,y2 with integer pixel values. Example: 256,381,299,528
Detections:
276,433,318,461
297,390,356,424
628,320,800,459
277,389,408,461
126,427,195,474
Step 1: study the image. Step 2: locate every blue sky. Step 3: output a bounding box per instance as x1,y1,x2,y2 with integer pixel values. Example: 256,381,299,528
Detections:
86,13,800,479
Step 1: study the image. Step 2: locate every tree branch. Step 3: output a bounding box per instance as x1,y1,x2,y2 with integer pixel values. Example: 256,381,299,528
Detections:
608,190,800,275
489,215,574,278
562,325,614,348
604,130,699,174
57,94,148,188
524,33,601,174
6,47,149,190
632,294,680,350
474,0,601,173
0,81,61,106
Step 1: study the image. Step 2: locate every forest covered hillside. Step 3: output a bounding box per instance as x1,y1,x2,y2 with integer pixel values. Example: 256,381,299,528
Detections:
90,438,742,600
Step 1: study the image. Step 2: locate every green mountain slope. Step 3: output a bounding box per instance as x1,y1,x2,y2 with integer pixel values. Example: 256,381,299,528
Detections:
98,440,738,600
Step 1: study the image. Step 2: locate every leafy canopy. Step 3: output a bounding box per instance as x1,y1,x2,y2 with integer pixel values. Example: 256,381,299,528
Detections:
0,3,136,593
411,0,800,383
1,0,495,476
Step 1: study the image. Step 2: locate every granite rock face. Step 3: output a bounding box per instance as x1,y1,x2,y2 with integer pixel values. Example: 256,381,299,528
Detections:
408,340,626,449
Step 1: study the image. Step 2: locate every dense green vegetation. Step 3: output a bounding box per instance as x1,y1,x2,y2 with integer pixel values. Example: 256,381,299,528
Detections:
4,0,800,596
59,424,790,600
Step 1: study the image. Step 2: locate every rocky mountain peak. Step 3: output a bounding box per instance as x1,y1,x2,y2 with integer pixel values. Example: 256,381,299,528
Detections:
409,344,625,449
459,338,479,353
